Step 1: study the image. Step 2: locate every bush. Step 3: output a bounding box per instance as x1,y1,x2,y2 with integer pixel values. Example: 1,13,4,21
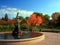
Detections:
34,27,41,32
0,25,14,32
9,25,14,31
20,24,29,31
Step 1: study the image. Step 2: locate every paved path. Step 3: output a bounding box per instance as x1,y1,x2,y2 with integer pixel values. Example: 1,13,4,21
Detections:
33,32,60,45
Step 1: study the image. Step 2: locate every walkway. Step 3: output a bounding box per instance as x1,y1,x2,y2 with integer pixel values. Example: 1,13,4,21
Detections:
34,32,60,45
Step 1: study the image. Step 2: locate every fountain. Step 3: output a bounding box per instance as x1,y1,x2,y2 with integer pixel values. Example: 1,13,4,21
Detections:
0,13,45,45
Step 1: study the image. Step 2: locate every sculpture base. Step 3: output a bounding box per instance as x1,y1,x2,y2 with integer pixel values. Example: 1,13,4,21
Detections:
12,31,23,38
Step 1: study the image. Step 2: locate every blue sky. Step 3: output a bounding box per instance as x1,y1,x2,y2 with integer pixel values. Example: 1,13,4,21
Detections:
0,0,60,19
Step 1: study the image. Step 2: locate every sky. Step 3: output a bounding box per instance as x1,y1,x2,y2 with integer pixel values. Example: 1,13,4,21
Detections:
0,0,60,19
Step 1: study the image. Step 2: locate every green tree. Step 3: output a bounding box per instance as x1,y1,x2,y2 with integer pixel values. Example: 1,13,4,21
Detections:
33,12,50,24
33,12,43,18
33,12,50,21
1,17,4,20
4,13,8,21
43,14,50,22
42,14,50,27
25,17,29,20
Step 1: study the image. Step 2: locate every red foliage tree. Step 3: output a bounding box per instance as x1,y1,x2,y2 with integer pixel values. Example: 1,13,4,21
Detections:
8,20,15,25
26,14,42,26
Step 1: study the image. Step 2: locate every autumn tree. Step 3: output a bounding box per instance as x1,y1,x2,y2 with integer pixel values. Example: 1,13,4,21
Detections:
52,12,60,21
26,13,42,31
26,14,42,27
51,12,60,27
33,12,50,27
8,20,15,25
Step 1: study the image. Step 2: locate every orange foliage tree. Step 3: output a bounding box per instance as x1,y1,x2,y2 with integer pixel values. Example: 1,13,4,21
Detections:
26,14,42,27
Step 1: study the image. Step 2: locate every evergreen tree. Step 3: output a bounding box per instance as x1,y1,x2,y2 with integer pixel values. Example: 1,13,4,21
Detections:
2,17,4,20
4,13,8,21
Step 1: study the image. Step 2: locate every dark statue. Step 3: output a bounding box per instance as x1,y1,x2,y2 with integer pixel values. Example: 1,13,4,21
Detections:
12,12,22,38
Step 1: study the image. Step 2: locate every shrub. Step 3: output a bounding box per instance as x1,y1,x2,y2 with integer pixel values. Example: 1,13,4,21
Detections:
20,24,29,31
34,27,41,32
0,25,14,32
9,25,14,31
8,20,15,25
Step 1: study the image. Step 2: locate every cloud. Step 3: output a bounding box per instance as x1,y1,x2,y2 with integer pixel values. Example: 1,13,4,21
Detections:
0,6,33,19
7,8,17,11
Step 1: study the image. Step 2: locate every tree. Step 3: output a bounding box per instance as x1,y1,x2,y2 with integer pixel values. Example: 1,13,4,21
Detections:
57,15,60,26
4,13,8,21
25,17,29,20
42,14,50,27
26,14,42,26
1,17,4,20
33,12,50,22
26,13,43,31
43,14,50,22
0,20,8,25
33,12,43,18
8,20,15,25
33,12,50,26
51,12,60,27
52,12,60,21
